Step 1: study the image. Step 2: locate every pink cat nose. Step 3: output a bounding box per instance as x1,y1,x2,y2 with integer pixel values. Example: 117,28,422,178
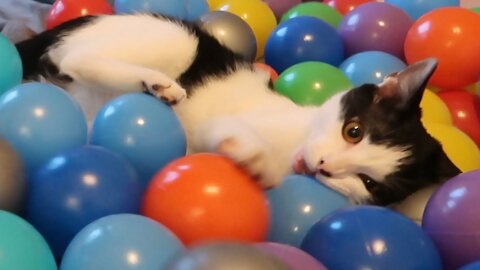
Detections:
319,159,325,165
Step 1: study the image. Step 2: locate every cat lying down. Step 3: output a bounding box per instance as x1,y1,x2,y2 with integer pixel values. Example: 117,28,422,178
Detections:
15,13,461,205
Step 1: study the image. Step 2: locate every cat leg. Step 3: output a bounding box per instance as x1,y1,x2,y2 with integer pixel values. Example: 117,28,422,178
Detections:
58,54,187,104
192,116,287,188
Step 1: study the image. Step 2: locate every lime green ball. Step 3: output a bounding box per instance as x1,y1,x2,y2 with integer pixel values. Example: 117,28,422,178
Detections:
280,2,343,28
274,61,353,106
472,7,480,14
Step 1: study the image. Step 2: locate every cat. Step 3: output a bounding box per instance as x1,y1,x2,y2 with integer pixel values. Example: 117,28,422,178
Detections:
15,13,461,205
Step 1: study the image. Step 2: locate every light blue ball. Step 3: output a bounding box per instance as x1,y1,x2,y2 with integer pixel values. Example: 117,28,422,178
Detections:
0,34,22,96
0,82,87,172
60,214,184,270
460,261,480,270
339,51,406,87
115,0,208,21
385,0,460,20
267,174,351,247
90,93,186,189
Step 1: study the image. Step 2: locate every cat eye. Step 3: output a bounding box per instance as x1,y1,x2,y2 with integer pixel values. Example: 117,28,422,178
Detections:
358,174,380,193
342,119,364,144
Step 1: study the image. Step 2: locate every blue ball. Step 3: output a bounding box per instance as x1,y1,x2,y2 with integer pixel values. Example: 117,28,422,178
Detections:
265,16,345,73
267,174,351,247
0,34,22,96
301,206,443,270
385,0,460,20
115,0,208,21
90,93,186,189
61,214,184,270
339,51,406,87
460,261,480,270
26,145,142,260
0,82,87,172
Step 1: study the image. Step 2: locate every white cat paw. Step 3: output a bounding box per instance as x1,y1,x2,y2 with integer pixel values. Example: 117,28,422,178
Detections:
142,77,186,105
216,136,280,189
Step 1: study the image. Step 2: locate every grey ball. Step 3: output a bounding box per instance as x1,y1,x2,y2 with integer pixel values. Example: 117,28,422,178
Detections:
0,136,25,213
198,11,257,61
165,242,292,270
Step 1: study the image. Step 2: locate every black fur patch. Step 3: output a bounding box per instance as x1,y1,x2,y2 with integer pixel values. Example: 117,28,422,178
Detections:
340,84,461,205
15,15,98,79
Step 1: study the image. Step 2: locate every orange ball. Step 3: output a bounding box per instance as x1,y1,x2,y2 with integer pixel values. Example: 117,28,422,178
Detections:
404,7,480,90
46,0,114,30
142,153,270,246
254,62,279,82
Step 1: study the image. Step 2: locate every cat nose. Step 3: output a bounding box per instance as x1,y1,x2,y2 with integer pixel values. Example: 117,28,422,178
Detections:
319,158,325,165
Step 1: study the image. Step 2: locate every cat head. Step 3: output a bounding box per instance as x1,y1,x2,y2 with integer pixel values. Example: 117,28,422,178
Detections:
294,58,461,205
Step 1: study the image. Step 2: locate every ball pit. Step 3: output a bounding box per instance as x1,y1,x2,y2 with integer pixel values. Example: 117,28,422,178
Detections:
1,0,480,268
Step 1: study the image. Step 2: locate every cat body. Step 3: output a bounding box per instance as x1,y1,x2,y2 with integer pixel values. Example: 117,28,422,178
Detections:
15,13,461,205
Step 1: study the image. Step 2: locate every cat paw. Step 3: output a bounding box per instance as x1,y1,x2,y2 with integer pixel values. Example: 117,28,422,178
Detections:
216,137,280,189
142,78,186,105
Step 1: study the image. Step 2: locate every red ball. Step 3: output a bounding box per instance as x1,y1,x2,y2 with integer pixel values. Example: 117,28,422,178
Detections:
46,0,114,30
437,90,480,147
142,153,270,246
325,0,377,15
404,7,480,90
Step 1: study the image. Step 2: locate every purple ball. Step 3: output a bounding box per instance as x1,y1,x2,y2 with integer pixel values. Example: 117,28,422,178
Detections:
255,242,327,270
263,0,302,19
423,170,480,270
337,2,413,59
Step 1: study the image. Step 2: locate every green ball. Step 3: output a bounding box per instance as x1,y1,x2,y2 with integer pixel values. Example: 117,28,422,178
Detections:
281,2,343,28
472,7,480,14
0,34,22,96
0,211,57,270
274,61,353,106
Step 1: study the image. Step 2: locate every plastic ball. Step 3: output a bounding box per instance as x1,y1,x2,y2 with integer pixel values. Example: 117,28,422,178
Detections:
61,214,184,270
404,7,480,90
265,16,344,73
437,91,480,146
263,0,302,19
281,2,343,28
0,211,56,270
423,122,480,173
115,0,208,21
142,153,270,246
214,0,277,59
197,11,257,61
423,170,480,270
165,242,290,270
461,261,480,270
385,0,459,20
254,62,279,82
274,61,352,106
0,82,87,172
90,93,186,189
46,0,114,30
301,206,443,270
267,174,351,247
26,145,142,259
420,89,453,125
391,184,440,225
0,136,25,213
338,2,413,59
0,34,22,96
325,0,377,15
255,242,328,270
339,51,406,86
473,7,480,14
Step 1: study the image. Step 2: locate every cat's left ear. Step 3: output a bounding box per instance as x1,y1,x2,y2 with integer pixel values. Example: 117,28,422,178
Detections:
375,58,438,109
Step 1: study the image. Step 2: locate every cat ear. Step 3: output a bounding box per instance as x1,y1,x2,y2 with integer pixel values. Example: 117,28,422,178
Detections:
375,58,438,109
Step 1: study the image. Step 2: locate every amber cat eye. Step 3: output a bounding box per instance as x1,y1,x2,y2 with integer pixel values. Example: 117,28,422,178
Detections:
342,119,364,144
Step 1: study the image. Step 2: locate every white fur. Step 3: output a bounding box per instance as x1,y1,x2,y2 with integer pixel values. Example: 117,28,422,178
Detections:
44,14,410,204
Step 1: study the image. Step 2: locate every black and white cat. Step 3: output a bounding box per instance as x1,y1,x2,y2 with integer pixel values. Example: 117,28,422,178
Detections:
15,13,461,205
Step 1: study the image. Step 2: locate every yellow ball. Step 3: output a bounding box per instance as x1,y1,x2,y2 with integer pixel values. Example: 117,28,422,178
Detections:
391,185,440,225
423,122,480,172
466,81,480,95
420,89,452,125
213,0,277,59
207,0,226,9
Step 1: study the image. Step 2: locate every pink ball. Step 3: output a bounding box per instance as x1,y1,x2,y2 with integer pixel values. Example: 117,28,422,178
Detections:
255,242,327,270
263,0,302,19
